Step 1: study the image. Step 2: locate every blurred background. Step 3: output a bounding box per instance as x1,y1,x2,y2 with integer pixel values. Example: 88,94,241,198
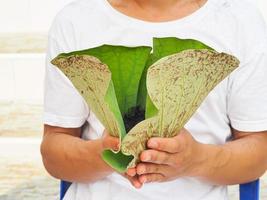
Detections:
0,0,266,199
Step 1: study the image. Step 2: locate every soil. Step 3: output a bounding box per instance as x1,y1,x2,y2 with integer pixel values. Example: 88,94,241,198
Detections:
123,107,145,132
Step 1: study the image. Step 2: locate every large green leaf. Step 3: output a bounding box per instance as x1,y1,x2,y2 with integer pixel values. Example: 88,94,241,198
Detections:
58,45,152,117
52,45,152,172
144,37,213,118
121,49,239,167
51,55,123,138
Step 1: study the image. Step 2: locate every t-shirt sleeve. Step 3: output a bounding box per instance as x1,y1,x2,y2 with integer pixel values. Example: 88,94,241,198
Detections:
43,17,89,128
227,49,267,132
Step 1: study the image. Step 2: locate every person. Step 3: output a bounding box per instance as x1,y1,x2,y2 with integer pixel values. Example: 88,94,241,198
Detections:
41,0,267,199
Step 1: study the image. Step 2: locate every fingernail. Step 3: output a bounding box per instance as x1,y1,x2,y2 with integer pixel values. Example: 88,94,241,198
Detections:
148,140,157,148
117,143,120,149
127,169,136,177
113,144,119,151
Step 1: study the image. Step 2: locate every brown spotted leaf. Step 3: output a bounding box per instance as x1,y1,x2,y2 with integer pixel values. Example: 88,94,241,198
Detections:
121,117,158,167
121,49,239,167
51,55,124,140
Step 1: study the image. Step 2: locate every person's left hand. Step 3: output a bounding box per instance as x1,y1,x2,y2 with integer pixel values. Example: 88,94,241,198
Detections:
120,173,143,189
127,128,206,184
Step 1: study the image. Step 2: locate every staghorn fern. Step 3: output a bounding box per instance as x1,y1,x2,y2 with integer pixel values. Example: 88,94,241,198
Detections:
51,38,239,172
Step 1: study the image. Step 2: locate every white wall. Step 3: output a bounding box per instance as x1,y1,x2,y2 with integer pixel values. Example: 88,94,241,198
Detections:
257,0,267,21
0,0,73,33
0,54,45,104
0,0,73,103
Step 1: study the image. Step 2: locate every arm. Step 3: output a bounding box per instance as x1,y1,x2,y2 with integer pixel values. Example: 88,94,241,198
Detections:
41,125,119,183
198,129,267,185
127,128,267,186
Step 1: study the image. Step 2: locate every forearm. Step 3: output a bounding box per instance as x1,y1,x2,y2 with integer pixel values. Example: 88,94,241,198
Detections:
195,132,267,185
41,131,114,183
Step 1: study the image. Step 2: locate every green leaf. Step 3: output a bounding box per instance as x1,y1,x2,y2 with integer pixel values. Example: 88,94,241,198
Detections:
58,45,152,117
121,49,239,167
148,49,239,137
145,37,213,118
52,45,152,173
51,55,124,139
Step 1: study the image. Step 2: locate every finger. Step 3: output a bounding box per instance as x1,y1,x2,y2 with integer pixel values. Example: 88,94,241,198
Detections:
136,163,170,175
126,168,137,177
102,133,120,151
138,173,165,183
147,135,182,153
140,149,173,165
124,174,143,189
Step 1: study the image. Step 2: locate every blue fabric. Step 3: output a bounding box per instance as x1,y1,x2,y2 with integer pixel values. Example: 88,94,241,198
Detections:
60,179,260,200
240,180,260,200
60,181,72,200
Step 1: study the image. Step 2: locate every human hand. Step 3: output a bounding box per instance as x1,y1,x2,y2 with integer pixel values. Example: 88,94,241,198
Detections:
126,128,205,184
95,129,121,174
99,129,120,152
120,172,143,189
99,130,143,188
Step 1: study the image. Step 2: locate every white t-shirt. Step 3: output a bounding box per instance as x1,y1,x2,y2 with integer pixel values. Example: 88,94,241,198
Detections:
44,0,267,199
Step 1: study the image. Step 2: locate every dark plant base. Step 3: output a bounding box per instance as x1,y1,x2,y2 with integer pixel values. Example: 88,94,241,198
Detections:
123,107,145,133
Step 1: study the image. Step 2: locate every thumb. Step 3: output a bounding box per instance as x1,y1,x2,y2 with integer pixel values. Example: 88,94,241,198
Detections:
102,130,120,151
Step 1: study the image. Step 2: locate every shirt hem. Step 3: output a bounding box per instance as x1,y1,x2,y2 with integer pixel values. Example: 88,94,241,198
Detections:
230,118,267,132
43,112,87,128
